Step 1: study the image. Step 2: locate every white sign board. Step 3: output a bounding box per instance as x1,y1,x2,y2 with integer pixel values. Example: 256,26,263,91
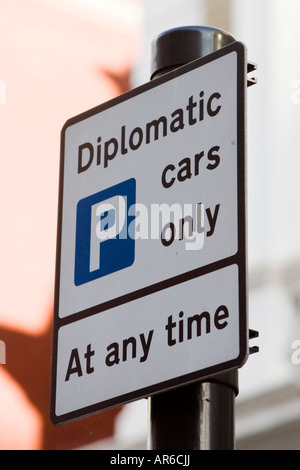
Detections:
51,42,248,424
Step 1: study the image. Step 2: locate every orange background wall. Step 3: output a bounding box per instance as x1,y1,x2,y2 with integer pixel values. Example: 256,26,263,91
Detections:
0,0,141,449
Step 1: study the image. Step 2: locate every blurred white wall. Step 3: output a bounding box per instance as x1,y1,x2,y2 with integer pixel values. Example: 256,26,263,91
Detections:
231,0,300,395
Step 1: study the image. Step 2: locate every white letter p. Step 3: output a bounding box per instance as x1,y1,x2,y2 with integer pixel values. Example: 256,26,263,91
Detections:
89,195,126,272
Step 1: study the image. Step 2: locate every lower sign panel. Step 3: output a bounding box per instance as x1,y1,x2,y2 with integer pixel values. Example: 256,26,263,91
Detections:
52,264,247,424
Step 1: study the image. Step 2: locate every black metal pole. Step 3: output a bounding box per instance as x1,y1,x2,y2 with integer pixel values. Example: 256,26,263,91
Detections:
147,26,239,451
148,370,238,450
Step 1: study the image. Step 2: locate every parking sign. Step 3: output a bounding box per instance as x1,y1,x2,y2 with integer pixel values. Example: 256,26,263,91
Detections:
51,41,248,424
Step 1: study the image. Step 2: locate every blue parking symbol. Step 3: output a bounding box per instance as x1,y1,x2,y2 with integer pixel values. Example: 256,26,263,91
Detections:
74,178,136,286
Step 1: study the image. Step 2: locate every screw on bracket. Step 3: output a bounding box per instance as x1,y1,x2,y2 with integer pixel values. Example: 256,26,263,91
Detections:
247,61,257,87
249,329,259,354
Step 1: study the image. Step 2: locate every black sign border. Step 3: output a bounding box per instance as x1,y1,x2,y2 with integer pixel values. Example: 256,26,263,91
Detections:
51,41,248,425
